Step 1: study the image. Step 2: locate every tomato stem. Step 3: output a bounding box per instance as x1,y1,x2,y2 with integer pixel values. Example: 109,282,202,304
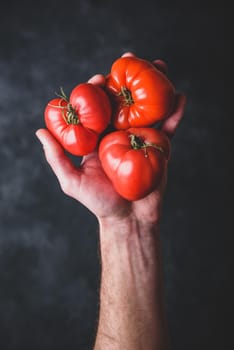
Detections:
49,88,80,125
144,142,164,153
129,134,145,149
129,134,164,158
65,104,79,125
55,87,69,103
118,86,134,106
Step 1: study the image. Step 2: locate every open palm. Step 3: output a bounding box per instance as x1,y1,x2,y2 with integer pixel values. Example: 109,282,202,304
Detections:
36,53,186,223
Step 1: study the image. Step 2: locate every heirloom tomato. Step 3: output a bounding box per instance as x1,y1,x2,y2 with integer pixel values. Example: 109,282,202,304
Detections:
105,56,175,129
99,127,170,201
44,83,111,156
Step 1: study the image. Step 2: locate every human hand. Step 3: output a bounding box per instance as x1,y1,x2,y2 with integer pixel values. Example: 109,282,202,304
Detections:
36,53,186,225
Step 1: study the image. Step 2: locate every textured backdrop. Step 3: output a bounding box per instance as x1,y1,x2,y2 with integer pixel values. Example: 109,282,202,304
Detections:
0,1,232,349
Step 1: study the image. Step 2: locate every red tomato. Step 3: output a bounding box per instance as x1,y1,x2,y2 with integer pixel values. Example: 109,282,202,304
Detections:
105,56,175,129
45,83,111,156
99,128,170,200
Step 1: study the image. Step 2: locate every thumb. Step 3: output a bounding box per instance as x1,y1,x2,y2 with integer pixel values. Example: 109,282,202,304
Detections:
36,129,81,196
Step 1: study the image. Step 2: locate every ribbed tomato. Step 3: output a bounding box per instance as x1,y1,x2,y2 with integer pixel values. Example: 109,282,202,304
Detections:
44,83,111,156
105,56,175,129
99,127,170,200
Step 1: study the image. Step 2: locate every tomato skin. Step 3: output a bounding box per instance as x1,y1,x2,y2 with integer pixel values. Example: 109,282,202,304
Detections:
99,128,171,200
105,56,175,130
69,83,111,134
44,83,111,156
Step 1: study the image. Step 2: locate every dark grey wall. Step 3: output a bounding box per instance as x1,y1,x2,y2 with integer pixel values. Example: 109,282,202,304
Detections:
0,1,233,349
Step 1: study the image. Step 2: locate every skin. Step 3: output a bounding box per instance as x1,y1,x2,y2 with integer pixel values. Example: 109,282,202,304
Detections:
36,52,186,350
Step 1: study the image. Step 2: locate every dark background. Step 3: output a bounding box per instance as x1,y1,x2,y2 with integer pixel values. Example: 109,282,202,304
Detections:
0,0,233,349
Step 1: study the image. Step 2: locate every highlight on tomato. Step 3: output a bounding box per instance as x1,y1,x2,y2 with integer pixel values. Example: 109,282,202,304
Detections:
44,83,111,156
105,56,175,130
99,127,171,201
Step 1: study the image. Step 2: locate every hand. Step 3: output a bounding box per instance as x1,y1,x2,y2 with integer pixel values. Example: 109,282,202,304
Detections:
36,53,186,224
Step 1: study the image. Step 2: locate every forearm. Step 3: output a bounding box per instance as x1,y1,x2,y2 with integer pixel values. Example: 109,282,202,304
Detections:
94,216,169,350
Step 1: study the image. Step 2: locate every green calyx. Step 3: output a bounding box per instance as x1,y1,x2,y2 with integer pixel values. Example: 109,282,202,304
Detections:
129,134,164,157
64,104,79,125
55,87,79,125
118,86,134,106
129,134,145,149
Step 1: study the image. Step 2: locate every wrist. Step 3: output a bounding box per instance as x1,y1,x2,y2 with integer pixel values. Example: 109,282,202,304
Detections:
98,214,161,240
98,215,162,278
